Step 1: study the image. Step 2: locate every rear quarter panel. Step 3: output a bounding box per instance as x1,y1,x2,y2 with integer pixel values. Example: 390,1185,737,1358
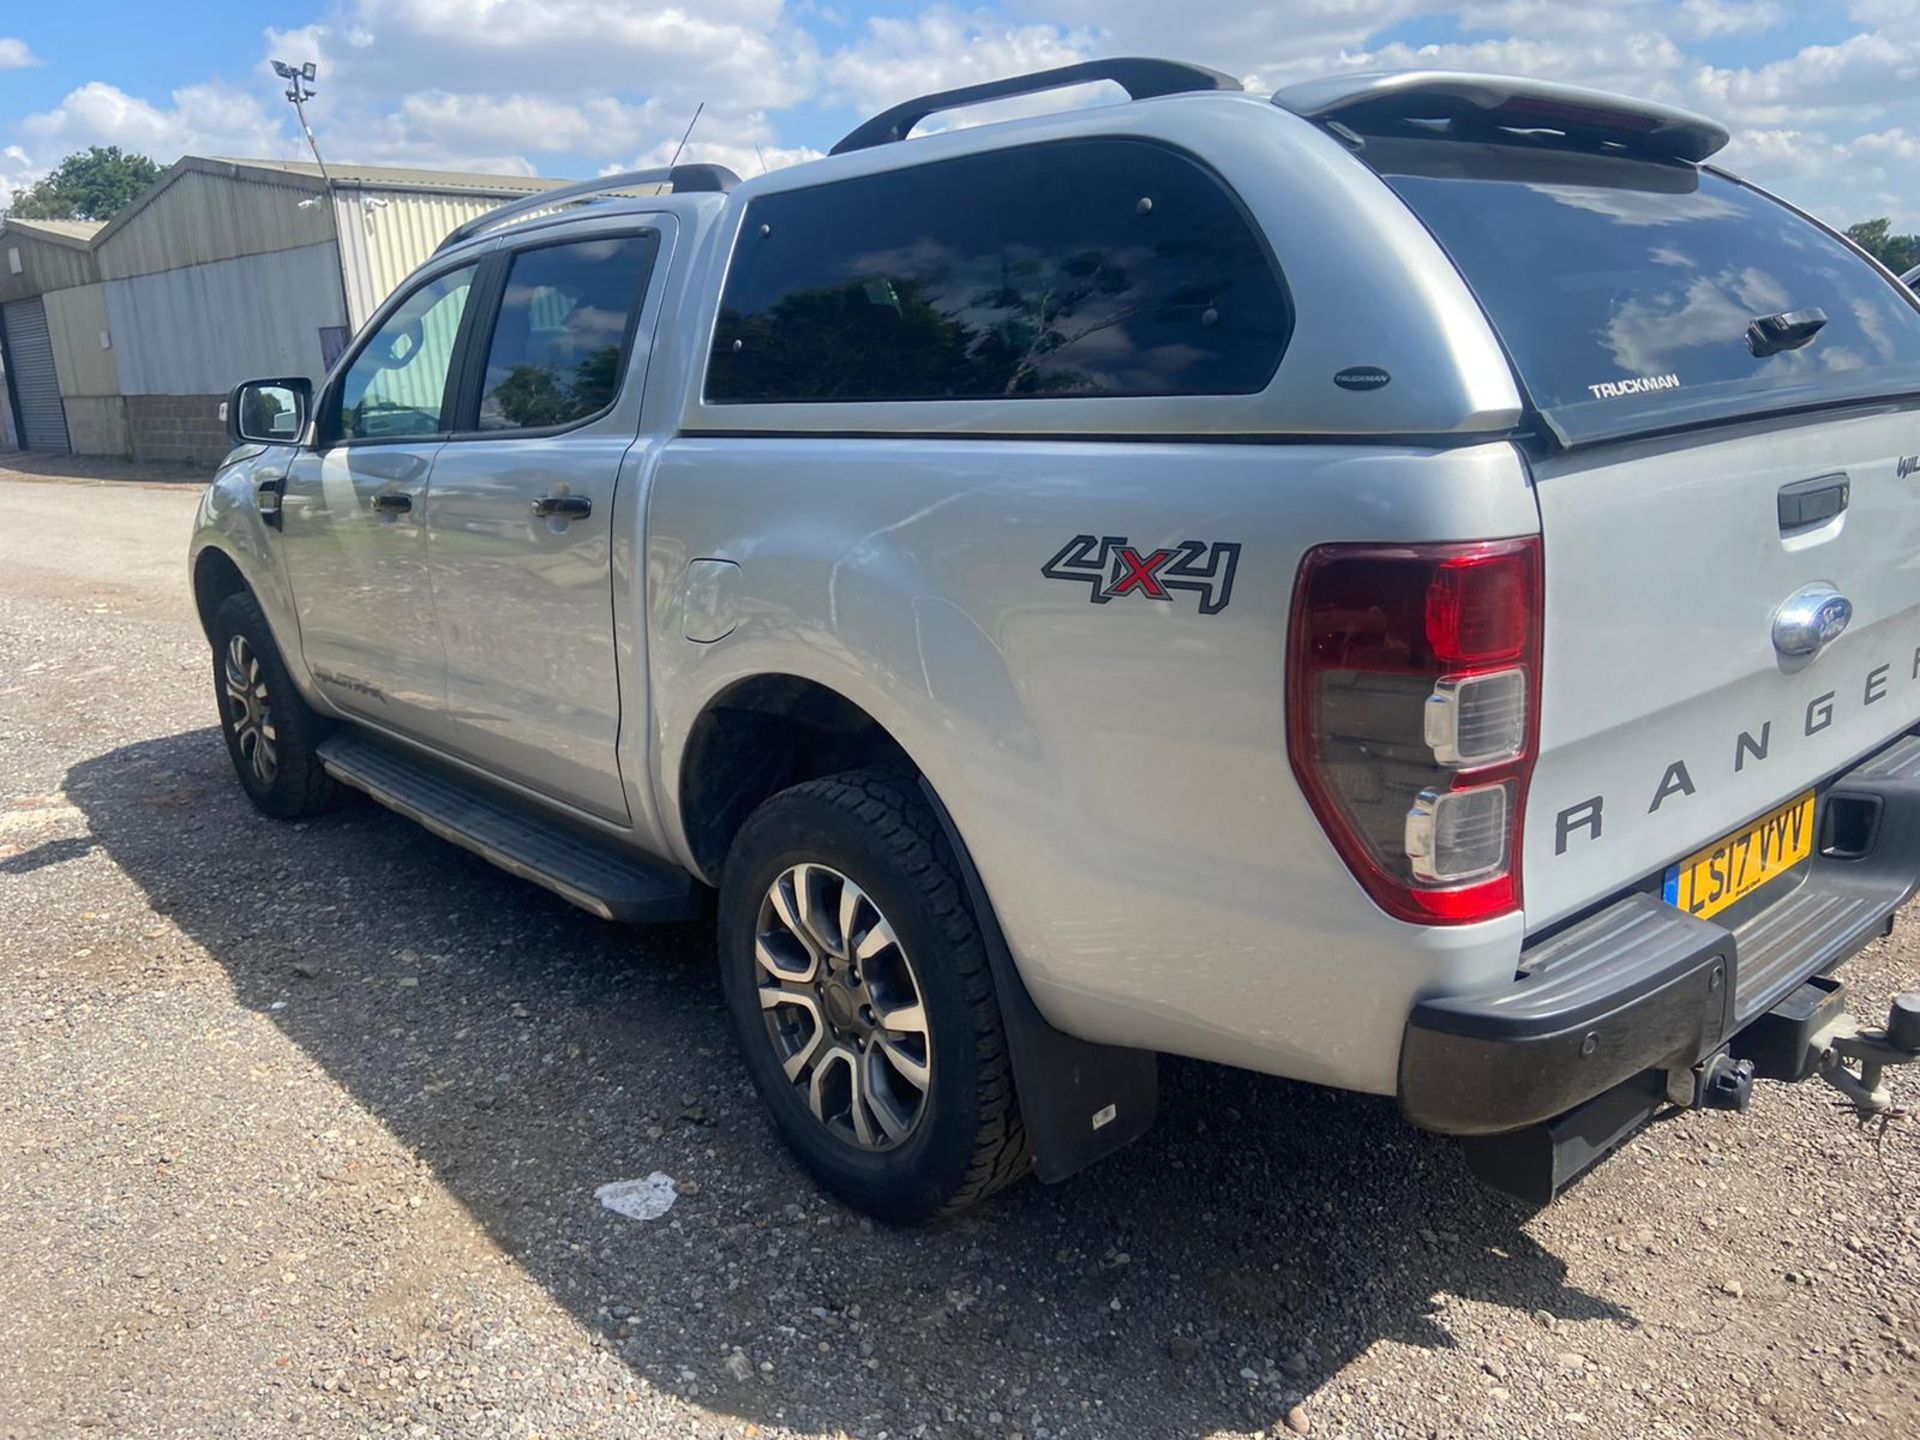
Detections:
647,437,1539,1092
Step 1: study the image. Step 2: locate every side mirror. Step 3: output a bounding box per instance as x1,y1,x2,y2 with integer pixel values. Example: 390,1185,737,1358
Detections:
226,377,312,446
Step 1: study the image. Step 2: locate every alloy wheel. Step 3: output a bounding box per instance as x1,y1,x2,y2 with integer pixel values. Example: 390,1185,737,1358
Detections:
754,863,932,1150
222,633,279,787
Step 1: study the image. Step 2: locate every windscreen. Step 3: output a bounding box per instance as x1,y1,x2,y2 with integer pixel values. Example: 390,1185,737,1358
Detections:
1370,137,1920,442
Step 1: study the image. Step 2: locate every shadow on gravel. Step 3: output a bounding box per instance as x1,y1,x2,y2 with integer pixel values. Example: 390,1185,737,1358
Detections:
1,836,98,874
70,726,1635,1437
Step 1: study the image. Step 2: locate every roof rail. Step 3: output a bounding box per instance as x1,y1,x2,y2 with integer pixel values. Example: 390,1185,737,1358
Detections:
435,162,741,253
1273,71,1729,162
830,57,1242,156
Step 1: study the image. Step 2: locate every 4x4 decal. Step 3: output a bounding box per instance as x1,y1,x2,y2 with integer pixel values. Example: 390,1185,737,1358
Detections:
1041,534,1241,616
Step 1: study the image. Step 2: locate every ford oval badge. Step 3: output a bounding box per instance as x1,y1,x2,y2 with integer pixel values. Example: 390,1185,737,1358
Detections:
1772,583,1852,657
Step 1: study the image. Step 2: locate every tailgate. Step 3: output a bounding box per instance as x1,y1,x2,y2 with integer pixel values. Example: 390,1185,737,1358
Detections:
1524,409,1920,927
1360,127,1920,929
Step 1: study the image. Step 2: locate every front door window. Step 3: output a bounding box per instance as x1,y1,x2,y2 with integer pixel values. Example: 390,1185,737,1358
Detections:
337,265,476,441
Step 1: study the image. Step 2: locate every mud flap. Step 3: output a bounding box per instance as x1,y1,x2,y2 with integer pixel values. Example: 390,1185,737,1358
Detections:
920,779,1158,1183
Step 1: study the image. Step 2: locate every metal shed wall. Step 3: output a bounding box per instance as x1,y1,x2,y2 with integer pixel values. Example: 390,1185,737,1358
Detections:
0,231,100,305
96,167,336,281
334,189,507,329
106,240,347,464
44,283,128,455
43,283,118,396
105,240,347,395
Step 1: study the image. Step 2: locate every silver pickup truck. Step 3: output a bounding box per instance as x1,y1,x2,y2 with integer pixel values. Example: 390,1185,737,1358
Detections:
191,61,1920,1220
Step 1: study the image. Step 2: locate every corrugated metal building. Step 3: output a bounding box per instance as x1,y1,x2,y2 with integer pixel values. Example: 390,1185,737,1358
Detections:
0,157,562,463
0,219,106,454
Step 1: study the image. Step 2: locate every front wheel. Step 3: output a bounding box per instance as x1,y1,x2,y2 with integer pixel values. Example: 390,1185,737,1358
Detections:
718,770,1030,1222
209,590,337,819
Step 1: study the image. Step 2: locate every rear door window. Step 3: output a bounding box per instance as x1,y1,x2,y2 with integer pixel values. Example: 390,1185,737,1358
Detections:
1371,138,1920,442
475,233,657,432
706,137,1291,404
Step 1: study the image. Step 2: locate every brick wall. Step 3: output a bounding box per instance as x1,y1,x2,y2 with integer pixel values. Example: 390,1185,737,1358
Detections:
127,393,229,466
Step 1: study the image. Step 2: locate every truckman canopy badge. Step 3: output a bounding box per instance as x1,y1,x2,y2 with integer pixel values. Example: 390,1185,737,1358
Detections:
1772,582,1853,657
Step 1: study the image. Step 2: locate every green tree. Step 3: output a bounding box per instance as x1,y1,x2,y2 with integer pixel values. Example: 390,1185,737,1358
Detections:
1846,218,1920,275
6,146,161,222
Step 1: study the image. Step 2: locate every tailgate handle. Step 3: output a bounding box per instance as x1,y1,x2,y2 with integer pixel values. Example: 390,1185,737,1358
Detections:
1778,473,1848,533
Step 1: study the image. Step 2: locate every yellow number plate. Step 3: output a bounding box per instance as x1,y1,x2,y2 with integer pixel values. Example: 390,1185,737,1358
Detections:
1664,791,1816,920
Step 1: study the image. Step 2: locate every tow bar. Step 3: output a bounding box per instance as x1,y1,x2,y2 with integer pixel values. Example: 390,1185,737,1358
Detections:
1463,982,1920,1206
1810,993,1920,1117
1736,978,1920,1119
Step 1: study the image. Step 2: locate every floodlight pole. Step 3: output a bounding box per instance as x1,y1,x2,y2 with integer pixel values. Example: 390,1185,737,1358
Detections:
276,63,335,191
273,59,356,354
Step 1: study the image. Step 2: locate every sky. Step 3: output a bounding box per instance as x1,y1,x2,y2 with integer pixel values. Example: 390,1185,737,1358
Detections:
1,1,1917,231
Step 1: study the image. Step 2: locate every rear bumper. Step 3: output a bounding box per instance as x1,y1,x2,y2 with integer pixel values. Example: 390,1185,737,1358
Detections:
1400,731,1920,1136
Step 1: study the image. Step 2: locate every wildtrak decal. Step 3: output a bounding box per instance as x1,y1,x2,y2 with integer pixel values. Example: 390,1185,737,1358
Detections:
312,667,387,703
1586,373,1682,401
1552,646,1915,857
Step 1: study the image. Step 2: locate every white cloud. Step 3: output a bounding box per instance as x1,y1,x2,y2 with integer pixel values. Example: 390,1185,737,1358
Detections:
1008,0,1445,87
826,8,1095,116
393,92,662,158
3,2,1918,231
1694,32,1920,124
616,132,825,179
1717,125,1920,232
241,0,833,180
19,81,290,165
1675,0,1784,41
0,143,40,212
295,0,818,104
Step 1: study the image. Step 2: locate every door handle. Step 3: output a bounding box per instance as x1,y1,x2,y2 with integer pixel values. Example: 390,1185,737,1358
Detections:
371,492,413,515
532,494,592,520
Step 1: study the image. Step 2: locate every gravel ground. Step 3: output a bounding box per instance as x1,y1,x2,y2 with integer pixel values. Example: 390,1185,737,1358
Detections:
2,460,1918,1440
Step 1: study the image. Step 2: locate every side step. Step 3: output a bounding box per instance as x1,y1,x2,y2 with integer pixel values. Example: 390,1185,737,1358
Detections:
317,733,702,923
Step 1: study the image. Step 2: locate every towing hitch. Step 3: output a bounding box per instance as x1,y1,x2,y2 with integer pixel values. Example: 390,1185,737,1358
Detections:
1737,979,1920,1118
1463,984,1920,1207
1811,993,1920,1118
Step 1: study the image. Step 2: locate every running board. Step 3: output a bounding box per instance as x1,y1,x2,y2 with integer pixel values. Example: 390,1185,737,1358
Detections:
317,734,701,923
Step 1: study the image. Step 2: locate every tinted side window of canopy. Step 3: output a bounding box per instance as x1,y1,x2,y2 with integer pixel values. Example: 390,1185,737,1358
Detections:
706,138,1292,404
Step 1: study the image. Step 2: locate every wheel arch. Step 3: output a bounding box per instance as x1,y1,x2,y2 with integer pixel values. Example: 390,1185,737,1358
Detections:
677,672,919,885
192,544,252,639
680,670,1162,1187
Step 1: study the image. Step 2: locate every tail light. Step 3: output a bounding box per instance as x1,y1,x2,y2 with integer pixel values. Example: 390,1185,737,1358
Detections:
1287,537,1542,924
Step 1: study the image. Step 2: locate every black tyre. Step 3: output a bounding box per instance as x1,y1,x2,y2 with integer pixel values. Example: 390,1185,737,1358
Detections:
718,770,1030,1222
209,590,338,819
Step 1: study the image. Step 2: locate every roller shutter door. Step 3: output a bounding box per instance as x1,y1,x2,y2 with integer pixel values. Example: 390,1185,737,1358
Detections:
2,297,69,453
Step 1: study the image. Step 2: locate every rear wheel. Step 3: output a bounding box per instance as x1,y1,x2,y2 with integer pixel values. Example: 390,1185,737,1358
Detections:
718,770,1030,1221
209,590,337,819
